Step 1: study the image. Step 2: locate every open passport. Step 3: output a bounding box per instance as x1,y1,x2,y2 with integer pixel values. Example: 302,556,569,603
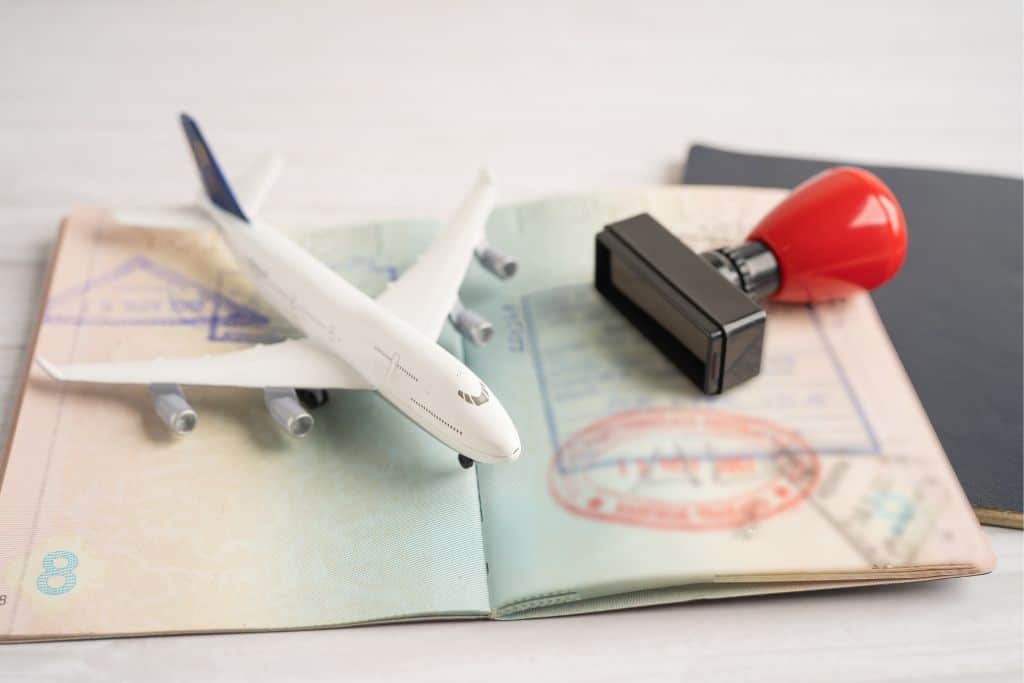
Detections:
0,186,993,641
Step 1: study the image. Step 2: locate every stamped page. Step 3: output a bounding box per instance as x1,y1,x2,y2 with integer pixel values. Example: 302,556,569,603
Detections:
0,211,490,641
459,187,994,617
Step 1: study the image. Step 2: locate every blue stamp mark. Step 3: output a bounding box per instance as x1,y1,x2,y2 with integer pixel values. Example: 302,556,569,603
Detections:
521,284,882,474
326,255,399,285
870,491,915,536
45,256,274,342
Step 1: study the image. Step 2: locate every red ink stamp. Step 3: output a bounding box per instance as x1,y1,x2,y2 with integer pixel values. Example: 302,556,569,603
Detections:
548,407,819,531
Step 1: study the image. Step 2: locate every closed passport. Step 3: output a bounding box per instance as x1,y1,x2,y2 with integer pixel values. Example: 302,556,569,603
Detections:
682,145,1023,528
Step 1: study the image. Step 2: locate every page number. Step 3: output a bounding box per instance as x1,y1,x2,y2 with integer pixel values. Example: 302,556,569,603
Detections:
36,550,78,596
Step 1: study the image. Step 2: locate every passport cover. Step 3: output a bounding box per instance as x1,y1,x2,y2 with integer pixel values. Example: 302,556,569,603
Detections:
682,144,1023,528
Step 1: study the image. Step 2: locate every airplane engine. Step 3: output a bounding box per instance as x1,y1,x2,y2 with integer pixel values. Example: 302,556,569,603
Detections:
264,387,314,438
474,242,517,279
449,300,493,345
149,383,198,435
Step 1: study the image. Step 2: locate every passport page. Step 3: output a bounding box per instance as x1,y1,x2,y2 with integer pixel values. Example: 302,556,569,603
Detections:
0,188,994,639
0,211,490,641
457,187,994,618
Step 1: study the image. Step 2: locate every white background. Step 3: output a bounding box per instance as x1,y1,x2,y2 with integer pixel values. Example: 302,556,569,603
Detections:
1,2,1021,681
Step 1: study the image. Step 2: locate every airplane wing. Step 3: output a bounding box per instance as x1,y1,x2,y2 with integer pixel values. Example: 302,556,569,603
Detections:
36,339,374,390
375,170,498,340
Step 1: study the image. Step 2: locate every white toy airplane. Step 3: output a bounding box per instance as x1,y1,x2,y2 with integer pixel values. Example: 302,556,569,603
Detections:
36,114,522,469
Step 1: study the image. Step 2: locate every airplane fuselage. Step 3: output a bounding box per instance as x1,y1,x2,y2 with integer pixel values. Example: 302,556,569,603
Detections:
204,200,521,465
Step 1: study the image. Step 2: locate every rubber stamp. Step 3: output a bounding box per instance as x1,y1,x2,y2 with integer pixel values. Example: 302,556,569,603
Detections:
595,167,907,394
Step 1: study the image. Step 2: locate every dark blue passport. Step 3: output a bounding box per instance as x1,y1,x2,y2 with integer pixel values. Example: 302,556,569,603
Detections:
683,145,1023,528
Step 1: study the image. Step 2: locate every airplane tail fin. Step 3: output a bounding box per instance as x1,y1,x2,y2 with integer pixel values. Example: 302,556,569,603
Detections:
179,113,249,223
113,118,280,231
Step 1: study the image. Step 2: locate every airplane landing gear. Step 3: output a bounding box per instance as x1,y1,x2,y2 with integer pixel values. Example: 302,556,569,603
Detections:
296,389,329,410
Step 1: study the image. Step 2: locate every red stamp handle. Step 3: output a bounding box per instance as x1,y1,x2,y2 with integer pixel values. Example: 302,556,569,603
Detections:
749,167,908,303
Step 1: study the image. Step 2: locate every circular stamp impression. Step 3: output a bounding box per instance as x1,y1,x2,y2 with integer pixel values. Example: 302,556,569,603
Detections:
548,407,819,531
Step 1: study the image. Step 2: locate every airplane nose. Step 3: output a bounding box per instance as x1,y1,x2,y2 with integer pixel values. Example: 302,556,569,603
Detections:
497,427,521,462
507,441,522,462
472,393,520,463
485,420,521,462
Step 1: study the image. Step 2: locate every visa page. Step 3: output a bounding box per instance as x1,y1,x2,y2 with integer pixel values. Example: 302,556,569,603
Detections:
457,187,993,617
0,211,490,641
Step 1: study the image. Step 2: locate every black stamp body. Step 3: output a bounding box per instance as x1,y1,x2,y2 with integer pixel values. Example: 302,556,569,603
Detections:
595,214,767,395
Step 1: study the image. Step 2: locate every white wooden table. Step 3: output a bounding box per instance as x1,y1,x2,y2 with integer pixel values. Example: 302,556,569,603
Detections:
1,2,1020,680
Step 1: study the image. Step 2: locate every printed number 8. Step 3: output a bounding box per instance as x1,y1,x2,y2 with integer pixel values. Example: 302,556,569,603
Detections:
36,551,78,596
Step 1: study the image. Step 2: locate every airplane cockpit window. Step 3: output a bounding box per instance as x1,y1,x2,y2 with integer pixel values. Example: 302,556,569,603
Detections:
457,383,490,406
